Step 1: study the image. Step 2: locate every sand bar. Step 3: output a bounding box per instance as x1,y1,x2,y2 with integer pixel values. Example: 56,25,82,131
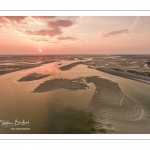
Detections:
18,73,50,82
97,67,150,84
33,77,89,93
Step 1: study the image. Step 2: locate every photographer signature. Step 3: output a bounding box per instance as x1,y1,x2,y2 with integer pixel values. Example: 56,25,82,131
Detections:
0,119,29,128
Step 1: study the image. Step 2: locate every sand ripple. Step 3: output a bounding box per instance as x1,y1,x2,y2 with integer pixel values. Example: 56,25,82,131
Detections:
85,76,148,133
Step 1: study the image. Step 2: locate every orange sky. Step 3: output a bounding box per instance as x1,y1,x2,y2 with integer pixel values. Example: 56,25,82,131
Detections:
0,16,150,54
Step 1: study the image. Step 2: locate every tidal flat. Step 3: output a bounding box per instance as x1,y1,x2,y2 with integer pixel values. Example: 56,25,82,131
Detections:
0,55,150,134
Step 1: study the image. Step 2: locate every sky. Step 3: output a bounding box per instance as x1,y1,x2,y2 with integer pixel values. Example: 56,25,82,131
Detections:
0,16,150,54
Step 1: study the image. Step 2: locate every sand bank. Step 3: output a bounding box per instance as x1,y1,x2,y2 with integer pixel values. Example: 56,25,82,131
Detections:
59,61,83,71
96,67,150,84
0,60,55,76
110,68,150,77
85,76,146,133
18,73,50,82
33,77,89,93
59,61,93,71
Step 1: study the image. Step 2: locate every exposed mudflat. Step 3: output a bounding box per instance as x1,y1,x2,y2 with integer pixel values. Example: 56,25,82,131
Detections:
33,77,89,93
85,76,148,133
1,55,150,134
18,73,50,82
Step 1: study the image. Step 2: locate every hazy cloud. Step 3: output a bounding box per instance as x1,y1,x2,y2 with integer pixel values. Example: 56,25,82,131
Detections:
102,29,129,38
50,41,58,43
47,20,74,28
31,38,59,44
31,16,56,20
25,28,62,37
146,16,150,26
0,16,27,24
31,38,50,42
129,16,140,31
0,16,56,26
57,36,77,41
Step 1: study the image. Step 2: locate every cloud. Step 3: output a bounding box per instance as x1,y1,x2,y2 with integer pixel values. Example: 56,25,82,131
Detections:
0,17,7,24
31,16,56,20
61,44,73,49
102,29,129,38
0,16,27,24
129,16,140,31
25,28,62,37
31,38,58,44
47,20,74,28
50,41,58,43
57,36,77,41
31,38,50,42
145,16,150,26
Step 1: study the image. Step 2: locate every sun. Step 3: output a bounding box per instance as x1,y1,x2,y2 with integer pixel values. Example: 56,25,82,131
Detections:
39,49,42,52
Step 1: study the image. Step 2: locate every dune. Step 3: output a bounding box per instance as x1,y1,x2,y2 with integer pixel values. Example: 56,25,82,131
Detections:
18,73,50,82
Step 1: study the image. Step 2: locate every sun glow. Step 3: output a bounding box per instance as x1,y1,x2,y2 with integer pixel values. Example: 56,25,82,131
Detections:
39,49,42,52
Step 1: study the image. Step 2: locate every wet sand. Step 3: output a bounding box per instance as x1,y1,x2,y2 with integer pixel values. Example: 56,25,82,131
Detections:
1,55,150,134
85,76,149,133
0,55,55,76
0,61,55,76
43,103,98,134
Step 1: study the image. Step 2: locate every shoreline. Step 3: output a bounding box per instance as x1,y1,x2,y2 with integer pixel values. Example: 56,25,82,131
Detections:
96,67,150,84
0,60,55,76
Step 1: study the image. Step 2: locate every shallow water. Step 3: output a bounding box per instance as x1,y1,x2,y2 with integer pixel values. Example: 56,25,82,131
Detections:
0,58,150,134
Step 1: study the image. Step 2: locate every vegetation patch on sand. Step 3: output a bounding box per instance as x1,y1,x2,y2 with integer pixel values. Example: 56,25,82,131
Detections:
33,77,89,93
18,73,50,82
110,68,124,72
59,61,93,71
59,61,84,71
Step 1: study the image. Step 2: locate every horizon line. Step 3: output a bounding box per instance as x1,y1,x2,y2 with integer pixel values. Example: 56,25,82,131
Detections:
0,54,150,55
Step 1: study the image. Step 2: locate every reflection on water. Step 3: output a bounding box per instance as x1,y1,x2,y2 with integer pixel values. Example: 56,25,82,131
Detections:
0,59,150,134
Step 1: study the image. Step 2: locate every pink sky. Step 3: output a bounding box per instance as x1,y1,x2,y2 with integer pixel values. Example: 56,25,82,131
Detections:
0,16,150,54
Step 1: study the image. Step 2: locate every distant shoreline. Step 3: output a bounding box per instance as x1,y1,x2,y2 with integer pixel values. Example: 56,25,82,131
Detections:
97,67,150,84
1,54,150,56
